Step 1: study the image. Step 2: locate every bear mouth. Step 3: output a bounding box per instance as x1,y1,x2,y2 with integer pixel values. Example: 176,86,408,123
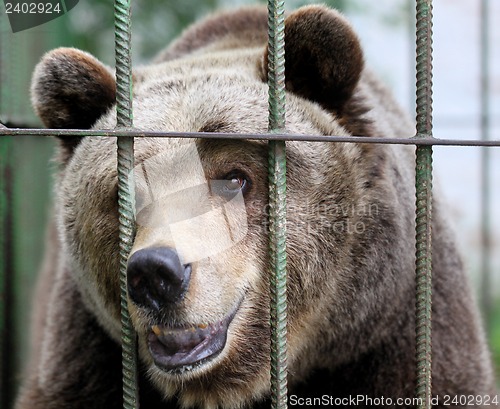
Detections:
147,302,241,374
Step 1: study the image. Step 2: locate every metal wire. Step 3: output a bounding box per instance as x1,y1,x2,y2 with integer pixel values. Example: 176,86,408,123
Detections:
414,1,433,408
114,0,139,408
1,129,499,147
267,0,288,408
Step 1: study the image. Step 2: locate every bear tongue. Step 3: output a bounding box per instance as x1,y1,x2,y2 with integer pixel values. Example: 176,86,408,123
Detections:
147,322,227,371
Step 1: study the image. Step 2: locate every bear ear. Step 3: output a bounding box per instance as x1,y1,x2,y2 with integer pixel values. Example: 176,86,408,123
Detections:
262,5,363,112
31,47,116,154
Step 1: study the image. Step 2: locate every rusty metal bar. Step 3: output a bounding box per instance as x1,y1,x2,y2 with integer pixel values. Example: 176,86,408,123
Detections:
414,0,434,408
114,0,139,408
267,0,288,407
0,127,14,409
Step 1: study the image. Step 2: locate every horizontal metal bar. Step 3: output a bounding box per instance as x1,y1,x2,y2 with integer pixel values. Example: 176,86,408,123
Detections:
0,128,499,147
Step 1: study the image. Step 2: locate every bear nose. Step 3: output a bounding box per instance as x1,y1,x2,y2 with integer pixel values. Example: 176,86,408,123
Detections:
127,247,191,311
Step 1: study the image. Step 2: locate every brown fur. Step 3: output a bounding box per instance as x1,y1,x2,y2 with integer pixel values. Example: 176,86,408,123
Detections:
17,5,497,409
153,6,269,63
31,48,116,157
265,6,373,136
264,6,363,110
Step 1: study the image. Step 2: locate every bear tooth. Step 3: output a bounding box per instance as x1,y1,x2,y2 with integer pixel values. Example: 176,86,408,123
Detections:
198,323,208,329
152,325,162,336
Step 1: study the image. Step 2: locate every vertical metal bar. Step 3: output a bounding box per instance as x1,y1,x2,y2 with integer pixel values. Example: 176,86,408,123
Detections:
115,0,133,129
0,131,14,409
267,0,287,408
0,11,14,407
0,10,7,407
0,14,7,122
9,29,23,123
414,1,433,408
479,0,492,334
114,0,138,408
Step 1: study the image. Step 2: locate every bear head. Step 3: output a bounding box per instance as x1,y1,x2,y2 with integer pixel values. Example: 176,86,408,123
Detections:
31,6,414,408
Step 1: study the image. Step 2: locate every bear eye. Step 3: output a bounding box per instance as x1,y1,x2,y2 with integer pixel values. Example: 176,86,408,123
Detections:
224,170,250,193
225,175,246,192
211,170,251,198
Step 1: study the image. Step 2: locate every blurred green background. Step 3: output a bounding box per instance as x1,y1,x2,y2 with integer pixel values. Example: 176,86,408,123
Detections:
0,1,498,408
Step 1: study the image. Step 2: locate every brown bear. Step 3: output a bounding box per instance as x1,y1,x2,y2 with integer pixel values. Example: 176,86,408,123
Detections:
15,5,497,409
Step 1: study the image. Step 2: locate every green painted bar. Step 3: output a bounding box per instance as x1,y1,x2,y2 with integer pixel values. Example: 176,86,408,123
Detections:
0,9,10,405
267,0,288,408
479,0,492,334
414,145,433,408
0,131,12,409
114,0,139,408
414,0,434,408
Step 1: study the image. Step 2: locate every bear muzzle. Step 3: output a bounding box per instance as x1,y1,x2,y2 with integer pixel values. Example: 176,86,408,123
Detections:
127,246,244,373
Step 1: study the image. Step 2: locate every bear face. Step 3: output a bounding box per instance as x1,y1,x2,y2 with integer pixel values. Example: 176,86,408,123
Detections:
22,5,496,409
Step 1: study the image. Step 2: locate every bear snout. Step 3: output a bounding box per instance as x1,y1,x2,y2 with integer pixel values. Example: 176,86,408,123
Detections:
127,247,191,311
